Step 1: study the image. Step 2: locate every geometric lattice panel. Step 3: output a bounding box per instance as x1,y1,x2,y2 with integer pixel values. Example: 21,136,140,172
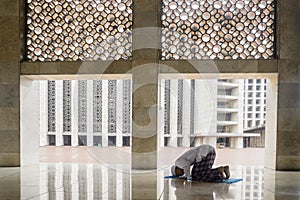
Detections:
108,80,117,133
162,0,275,59
27,0,132,61
122,80,131,134
93,80,102,133
177,79,183,135
164,80,170,135
78,80,87,132
63,80,72,132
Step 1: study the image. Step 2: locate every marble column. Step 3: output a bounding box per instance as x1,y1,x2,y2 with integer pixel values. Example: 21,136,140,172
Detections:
169,79,178,147
86,80,93,147
116,80,123,147
131,0,160,198
71,80,78,146
131,0,160,169
101,80,108,147
0,0,21,166
39,80,48,146
55,80,63,146
276,0,300,170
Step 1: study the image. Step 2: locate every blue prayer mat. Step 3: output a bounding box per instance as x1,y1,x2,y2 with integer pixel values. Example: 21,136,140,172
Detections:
213,178,243,184
164,175,243,184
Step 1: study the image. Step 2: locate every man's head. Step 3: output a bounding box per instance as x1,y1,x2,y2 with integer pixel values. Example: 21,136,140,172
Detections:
171,165,184,176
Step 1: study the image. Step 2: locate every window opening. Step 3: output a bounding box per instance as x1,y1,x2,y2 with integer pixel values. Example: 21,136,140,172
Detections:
27,0,132,61
162,0,275,59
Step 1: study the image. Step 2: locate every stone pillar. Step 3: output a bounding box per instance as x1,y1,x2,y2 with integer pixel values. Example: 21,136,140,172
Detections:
102,80,108,147
86,80,93,147
71,80,78,146
39,80,48,146
55,80,63,146
131,0,160,198
276,0,300,170
132,0,160,170
116,80,123,147
169,79,178,147
0,0,21,166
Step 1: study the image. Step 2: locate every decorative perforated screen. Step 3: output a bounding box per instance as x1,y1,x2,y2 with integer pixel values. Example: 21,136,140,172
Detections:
108,80,117,133
177,79,183,135
27,0,132,61
162,0,275,59
164,80,171,135
93,80,102,133
63,80,72,132
78,80,87,132
48,81,56,132
122,80,131,134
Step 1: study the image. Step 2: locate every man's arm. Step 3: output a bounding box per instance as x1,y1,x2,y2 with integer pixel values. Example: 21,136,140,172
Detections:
183,165,191,179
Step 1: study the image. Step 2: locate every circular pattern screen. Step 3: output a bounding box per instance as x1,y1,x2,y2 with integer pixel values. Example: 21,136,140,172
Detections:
27,0,132,61
162,0,275,59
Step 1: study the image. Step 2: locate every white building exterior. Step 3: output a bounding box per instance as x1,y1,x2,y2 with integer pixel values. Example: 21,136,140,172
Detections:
39,78,266,148
159,79,265,148
243,79,267,130
215,79,244,148
39,80,131,147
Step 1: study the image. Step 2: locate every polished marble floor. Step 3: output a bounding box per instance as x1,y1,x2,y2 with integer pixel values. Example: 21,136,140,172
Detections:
0,147,299,200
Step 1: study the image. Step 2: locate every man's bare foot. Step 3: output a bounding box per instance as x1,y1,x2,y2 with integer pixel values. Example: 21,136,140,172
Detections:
217,167,225,179
224,165,230,179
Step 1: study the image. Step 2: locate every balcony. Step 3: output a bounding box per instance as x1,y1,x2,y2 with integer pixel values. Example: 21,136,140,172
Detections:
217,121,238,126
217,81,239,89
217,95,238,102
217,107,239,113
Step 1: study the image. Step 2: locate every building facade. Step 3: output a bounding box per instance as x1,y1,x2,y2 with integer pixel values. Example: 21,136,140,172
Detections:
243,79,267,147
160,78,266,148
41,78,266,149
39,80,132,147
243,79,267,130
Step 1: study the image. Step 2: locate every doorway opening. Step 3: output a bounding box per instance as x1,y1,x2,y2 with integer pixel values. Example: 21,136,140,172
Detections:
157,73,278,170
20,75,132,169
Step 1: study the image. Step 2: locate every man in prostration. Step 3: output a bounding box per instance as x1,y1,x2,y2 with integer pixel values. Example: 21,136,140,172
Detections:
171,144,230,181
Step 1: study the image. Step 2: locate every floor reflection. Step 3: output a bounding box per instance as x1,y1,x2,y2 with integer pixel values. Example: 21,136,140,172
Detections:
0,163,299,199
163,165,264,200
22,163,131,200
